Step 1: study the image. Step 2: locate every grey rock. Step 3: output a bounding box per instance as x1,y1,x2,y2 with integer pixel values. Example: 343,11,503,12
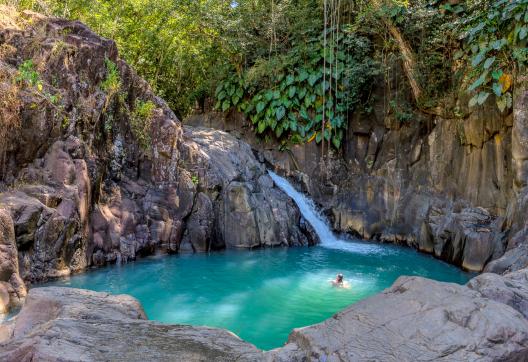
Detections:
0,209,26,315
0,287,261,362
468,268,528,319
267,276,528,362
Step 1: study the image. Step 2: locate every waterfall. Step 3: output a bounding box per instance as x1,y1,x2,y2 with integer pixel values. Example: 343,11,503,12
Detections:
268,171,383,254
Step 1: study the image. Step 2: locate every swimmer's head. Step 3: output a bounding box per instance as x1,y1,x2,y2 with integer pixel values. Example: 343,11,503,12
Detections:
337,273,343,282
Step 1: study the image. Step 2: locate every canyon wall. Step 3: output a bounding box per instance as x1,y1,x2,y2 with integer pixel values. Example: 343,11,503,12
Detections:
0,8,315,314
187,69,528,274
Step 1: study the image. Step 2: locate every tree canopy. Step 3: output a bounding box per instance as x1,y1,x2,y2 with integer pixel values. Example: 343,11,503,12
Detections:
4,0,527,149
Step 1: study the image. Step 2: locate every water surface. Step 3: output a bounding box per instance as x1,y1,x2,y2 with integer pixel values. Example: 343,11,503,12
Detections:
44,245,469,350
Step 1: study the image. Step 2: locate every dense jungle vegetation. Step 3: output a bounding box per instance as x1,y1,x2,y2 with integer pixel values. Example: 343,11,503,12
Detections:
3,0,528,150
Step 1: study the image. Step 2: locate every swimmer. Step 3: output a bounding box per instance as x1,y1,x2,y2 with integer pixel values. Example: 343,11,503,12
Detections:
331,273,350,288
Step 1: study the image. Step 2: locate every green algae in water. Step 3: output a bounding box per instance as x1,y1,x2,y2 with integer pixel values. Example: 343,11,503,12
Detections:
42,244,470,350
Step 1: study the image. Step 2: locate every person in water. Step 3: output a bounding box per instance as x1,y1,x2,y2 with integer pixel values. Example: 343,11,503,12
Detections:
332,273,344,286
331,273,350,288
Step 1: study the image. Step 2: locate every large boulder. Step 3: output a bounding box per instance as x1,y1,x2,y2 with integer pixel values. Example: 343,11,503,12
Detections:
0,287,262,361
468,268,528,319
180,127,314,250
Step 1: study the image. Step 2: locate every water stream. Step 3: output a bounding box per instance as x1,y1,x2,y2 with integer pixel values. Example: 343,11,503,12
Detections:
41,172,470,350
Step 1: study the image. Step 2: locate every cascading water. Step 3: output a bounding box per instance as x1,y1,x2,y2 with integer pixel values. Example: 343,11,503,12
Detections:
268,170,383,254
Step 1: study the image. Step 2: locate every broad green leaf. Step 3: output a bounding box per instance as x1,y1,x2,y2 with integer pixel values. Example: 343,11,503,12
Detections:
300,108,309,120
469,94,479,108
497,96,507,112
286,75,295,85
256,102,266,114
257,121,266,134
308,73,319,86
492,82,503,96
477,91,490,105
324,129,331,141
215,83,223,95
492,69,503,80
289,120,297,131
483,57,495,69
288,86,296,98
331,136,341,149
491,39,507,50
520,26,528,40
468,73,487,92
471,52,486,67
222,100,230,112
276,106,286,120
297,70,309,82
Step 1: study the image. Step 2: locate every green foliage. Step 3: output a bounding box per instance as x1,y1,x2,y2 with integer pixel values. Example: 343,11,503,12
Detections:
191,175,199,186
460,0,527,112
389,100,414,123
101,58,121,95
61,116,70,130
420,0,527,112
12,0,237,118
130,99,156,151
16,59,41,88
215,28,379,149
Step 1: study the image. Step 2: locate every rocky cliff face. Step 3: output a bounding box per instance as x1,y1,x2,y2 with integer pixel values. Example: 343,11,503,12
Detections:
187,67,528,274
0,8,314,314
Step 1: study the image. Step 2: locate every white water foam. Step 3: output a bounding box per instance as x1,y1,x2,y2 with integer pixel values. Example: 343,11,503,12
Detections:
268,171,383,255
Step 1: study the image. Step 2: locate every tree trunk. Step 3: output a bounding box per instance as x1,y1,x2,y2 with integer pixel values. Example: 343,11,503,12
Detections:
371,0,423,104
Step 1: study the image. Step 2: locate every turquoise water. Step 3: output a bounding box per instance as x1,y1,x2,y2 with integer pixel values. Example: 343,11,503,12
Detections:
42,243,470,350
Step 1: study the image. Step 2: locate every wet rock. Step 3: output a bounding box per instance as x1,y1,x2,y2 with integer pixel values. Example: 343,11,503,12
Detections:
182,128,315,249
422,206,503,271
181,192,214,252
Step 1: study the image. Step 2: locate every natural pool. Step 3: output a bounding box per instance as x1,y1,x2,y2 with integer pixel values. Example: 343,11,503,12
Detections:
42,243,470,350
